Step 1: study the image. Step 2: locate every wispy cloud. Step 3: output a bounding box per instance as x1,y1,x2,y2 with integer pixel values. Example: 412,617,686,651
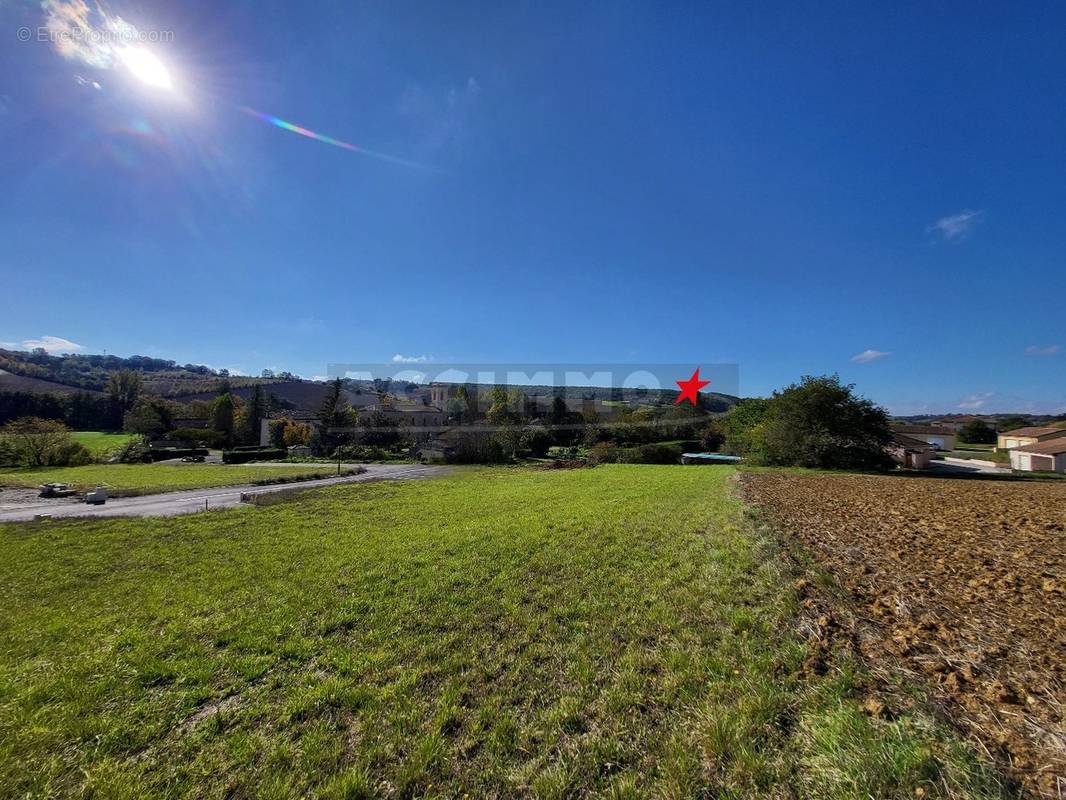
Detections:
851,349,891,364
41,0,139,70
956,392,994,410
0,341,17,349
21,335,84,353
927,209,982,241
1025,344,1060,357
391,353,431,364
396,78,482,161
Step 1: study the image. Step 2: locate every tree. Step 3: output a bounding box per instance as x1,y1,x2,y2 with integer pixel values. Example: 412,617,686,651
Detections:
485,386,515,426
750,375,894,470
699,421,725,452
107,369,142,427
997,416,1030,433
357,411,404,448
719,398,770,455
210,393,236,448
958,419,996,444
283,421,313,447
237,384,267,445
318,378,356,451
123,398,175,439
0,417,91,467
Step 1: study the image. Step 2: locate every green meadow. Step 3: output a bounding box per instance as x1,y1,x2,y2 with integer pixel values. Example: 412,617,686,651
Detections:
70,431,140,456
0,466,1007,798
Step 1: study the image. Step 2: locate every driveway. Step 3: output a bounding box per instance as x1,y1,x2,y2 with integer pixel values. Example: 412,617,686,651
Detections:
929,458,1011,476
0,464,444,523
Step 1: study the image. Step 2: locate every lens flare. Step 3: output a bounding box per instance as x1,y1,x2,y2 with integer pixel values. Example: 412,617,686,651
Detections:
240,106,434,170
118,46,173,90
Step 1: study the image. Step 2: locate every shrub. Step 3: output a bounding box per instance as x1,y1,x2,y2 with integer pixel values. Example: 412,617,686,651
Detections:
444,431,507,464
625,443,683,464
0,417,93,467
588,442,620,464
147,448,209,462
114,436,150,463
222,448,286,464
332,444,391,462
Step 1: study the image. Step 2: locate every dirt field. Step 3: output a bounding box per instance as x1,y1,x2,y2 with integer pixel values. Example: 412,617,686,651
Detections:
742,472,1066,798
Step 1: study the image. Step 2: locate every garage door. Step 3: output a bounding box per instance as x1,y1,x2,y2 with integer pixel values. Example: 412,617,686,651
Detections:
1032,455,1055,472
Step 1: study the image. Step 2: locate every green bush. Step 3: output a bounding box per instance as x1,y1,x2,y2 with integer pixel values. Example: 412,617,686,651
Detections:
332,444,391,462
624,443,683,464
588,442,620,464
148,448,209,462
222,448,287,464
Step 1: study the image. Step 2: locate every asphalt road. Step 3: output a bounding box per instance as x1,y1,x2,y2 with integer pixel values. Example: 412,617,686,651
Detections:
0,464,444,522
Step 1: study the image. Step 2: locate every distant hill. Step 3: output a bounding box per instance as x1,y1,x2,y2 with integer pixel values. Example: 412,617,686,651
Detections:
0,369,105,396
0,349,740,413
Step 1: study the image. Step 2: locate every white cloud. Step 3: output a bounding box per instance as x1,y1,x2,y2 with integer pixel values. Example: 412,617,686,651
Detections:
956,392,993,410
41,0,140,70
22,335,84,353
1025,344,1060,357
927,209,982,241
391,353,431,364
851,349,891,364
0,341,16,349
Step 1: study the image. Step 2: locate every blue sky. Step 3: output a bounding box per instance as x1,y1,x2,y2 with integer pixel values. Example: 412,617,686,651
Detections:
1,1,1064,413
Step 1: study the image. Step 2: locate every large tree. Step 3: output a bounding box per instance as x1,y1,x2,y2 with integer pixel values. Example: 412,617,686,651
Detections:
958,419,996,445
238,384,268,445
751,375,893,470
107,369,142,427
318,378,356,452
210,393,236,448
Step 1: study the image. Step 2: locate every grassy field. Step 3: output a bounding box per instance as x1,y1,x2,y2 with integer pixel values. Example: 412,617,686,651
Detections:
0,463,351,495
0,467,1007,798
71,431,139,456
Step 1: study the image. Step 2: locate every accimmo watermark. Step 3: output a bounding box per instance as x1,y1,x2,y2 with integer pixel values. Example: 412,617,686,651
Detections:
320,362,739,435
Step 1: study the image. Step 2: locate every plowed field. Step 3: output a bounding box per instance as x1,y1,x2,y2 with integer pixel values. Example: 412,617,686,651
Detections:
742,472,1066,798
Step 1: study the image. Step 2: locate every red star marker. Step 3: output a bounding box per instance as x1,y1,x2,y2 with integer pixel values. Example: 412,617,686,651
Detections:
675,367,710,405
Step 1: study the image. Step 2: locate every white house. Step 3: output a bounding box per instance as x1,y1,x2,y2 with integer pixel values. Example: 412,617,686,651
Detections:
1009,439,1066,473
996,426,1066,452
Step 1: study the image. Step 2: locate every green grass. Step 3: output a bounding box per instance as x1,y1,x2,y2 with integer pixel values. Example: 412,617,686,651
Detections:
71,430,138,456
0,466,1008,798
0,463,352,495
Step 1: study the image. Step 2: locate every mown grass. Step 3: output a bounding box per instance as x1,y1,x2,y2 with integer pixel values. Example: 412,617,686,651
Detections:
71,431,139,456
0,466,1009,798
0,463,349,495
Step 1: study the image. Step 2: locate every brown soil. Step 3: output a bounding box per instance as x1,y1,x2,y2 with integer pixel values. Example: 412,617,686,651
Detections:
741,471,1066,798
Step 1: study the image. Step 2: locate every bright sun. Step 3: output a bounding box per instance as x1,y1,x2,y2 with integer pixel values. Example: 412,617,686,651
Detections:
117,46,173,91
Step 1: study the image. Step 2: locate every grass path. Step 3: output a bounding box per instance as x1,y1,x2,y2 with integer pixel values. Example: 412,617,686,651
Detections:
0,463,354,495
0,466,1007,797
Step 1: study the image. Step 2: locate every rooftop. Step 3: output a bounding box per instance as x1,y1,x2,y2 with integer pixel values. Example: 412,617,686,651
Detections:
1000,426,1066,438
1014,439,1066,456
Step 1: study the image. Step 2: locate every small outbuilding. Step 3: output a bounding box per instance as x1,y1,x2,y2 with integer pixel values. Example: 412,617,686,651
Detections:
887,433,935,469
1009,439,1066,473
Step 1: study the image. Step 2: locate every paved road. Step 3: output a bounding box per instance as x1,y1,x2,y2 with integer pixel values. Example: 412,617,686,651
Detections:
0,464,443,523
